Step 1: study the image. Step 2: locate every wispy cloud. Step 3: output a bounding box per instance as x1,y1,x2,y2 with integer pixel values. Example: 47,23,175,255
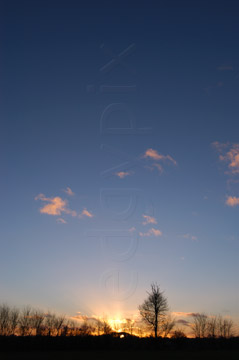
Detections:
79,208,94,218
142,214,157,225
217,65,233,71
35,194,77,217
115,171,133,179
212,141,239,175
226,196,239,207
151,163,164,173
128,226,136,232
172,311,200,318
176,319,191,327
143,148,177,165
142,148,177,173
63,187,75,196
57,218,67,224
139,228,162,237
179,233,197,241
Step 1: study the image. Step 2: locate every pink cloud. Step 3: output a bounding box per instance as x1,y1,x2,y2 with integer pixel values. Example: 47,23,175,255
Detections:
63,187,75,196
57,218,67,224
142,214,157,225
226,196,239,207
139,227,162,237
143,148,177,165
213,142,239,174
152,163,164,173
115,171,133,179
79,208,94,218
172,311,200,317
35,193,77,217
179,233,197,241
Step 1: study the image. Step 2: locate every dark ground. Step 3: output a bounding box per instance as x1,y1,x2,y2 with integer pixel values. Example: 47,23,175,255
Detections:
1,336,239,359
1,350,239,360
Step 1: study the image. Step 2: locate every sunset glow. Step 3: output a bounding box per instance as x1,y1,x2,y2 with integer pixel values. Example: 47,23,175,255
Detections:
1,0,239,343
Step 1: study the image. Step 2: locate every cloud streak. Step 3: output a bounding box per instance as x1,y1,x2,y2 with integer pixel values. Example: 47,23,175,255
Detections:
217,65,233,71
63,187,75,196
57,218,67,224
142,148,177,173
139,227,162,237
115,171,133,179
79,208,94,218
172,311,200,318
143,148,177,165
142,214,157,225
179,233,197,241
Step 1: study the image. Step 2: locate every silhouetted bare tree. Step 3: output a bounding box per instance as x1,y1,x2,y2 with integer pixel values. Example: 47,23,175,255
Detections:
102,320,112,335
79,321,94,336
139,282,169,338
45,312,56,336
9,307,19,335
61,319,76,336
44,313,65,336
217,315,234,338
123,318,134,335
207,316,218,338
95,318,102,336
192,313,208,338
0,304,11,335
171,328,187,338
160,314,176,337
55,315,65,336
30,310,45,335
19,306,34,336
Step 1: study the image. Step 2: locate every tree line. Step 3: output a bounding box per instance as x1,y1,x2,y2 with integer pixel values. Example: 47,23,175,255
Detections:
0,304,114,336
0,283,237,338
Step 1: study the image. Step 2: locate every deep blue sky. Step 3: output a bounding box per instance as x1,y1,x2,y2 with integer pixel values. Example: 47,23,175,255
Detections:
0,0,239,332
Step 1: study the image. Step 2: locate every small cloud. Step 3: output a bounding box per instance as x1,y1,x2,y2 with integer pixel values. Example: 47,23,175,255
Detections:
57,218,67,224
226,196,239,207
115,171,133,179
143,148,177,165
79,208,94,218
217,65,234,71
35,193,76,217
172,311,200,318
139,227,162,237
63,187,75,196
143,148,165,161
152,163,164,173
150,228,162,236
212,141,228,152
128,227,136,232
213,142,239,175
179,234,197,241
142,214,157,225
172,312,191,317
176,319,191,327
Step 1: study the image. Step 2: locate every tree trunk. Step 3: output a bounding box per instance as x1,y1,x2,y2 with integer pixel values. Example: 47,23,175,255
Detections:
155,322,158,338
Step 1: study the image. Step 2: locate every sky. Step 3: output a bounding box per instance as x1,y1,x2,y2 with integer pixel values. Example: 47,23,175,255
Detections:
0,0,239,333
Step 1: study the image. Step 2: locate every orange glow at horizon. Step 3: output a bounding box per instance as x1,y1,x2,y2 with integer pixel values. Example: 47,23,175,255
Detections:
108,318,126,332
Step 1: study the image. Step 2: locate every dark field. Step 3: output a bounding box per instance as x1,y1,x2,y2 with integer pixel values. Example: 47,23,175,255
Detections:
1,336,239,359
1,350,239,360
